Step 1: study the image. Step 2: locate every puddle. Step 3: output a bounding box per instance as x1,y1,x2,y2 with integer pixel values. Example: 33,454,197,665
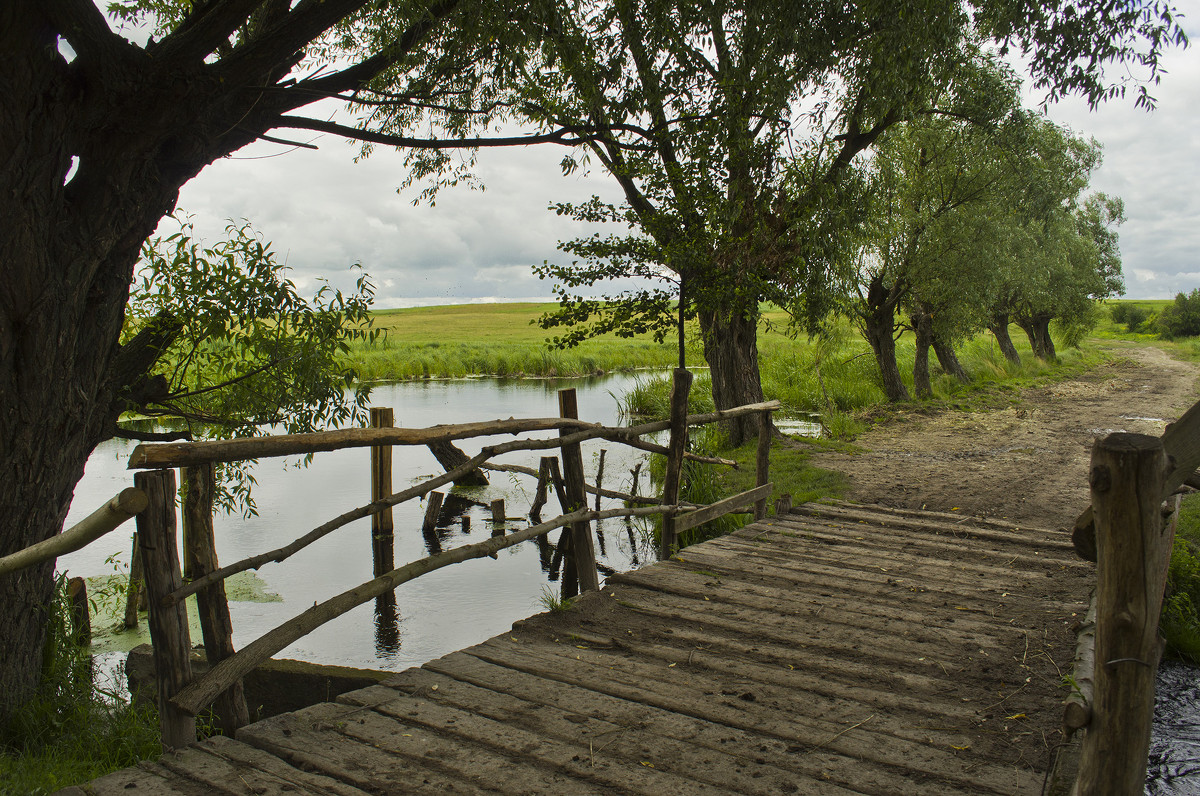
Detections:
1148,660,1200,794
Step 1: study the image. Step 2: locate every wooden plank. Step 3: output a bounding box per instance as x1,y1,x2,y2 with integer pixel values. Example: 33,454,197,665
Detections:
416,652,980,796
158,742,361,796
674,482,772,532
78,762,202,795
197,735,371,796
465,635,1037,794
345,674,864,796
235,702,495,794
343,681,758,795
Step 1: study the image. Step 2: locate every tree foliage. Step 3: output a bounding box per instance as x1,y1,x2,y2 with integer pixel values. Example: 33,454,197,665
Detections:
1158,289,1200,339
122,217,377,439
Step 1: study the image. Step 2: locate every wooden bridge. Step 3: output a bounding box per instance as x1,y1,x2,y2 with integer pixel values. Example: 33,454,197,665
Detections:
70,500,1091,795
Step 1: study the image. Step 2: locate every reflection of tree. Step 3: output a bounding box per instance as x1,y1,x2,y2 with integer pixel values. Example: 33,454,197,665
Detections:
374,592,400,659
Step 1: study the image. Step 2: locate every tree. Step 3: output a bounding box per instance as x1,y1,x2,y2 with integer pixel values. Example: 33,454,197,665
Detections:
841,56,1026,401
124,216,378,511
0,0,1185,725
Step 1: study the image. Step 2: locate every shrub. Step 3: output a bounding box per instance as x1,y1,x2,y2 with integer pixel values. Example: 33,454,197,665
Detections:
1158,289,1200,340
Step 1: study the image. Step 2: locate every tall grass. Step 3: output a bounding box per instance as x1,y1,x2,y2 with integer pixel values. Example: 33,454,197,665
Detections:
0,576,161,795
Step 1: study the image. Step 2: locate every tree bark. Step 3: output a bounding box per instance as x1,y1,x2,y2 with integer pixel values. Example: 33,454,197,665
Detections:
1017,313,1057,361
698,303,770,447
862,276,909,402
911,310,934,400
989,314,1021,365
932,334,969,384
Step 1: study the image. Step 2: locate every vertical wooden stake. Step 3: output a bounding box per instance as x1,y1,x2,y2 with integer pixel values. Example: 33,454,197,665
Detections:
755,410,772,520
529,457,552,522
124,532,143,629
423,491,445,534
659,368,693,560
370,408,395,578
595,449,607,511
135,469,195,750
183,464,249,735
490,499,506,533
66,576,90,645
559,389,599,594
1074,433,1171,795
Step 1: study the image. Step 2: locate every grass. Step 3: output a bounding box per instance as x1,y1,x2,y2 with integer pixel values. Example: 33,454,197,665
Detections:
1163,493,1200,663
347,303,698,380
0,576,162,796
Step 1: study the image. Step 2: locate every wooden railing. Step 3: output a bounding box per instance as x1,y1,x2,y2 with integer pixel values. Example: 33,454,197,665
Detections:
111,375,777,748
1063,399,1200,793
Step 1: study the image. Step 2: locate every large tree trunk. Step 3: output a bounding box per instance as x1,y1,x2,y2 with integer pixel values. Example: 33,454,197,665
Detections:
911,310,933,400
698,303,768,447
932,334,969,384
1017,313,1057,361
862,276,909,402
989,314,1022,365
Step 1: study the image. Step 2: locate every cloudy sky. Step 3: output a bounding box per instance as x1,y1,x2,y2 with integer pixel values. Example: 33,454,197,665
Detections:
165,4,1199,307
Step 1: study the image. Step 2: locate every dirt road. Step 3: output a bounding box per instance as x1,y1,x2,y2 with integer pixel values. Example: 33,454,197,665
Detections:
805,342,1200,531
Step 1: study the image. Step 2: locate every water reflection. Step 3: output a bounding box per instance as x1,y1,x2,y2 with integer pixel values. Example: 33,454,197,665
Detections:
58,373,674,673
1147,660,1200,794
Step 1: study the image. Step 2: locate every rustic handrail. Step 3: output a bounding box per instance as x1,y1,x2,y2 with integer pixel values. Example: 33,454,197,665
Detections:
128,402,780,470
162,403,778,606
0,488,148,577
169,503,679,717
135,391,780,733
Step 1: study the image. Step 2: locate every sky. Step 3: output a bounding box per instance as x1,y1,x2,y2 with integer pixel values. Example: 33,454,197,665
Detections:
161,4,1200,307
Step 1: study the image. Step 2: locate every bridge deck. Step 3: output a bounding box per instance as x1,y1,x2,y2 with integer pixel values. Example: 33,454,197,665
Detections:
74,501,1091,795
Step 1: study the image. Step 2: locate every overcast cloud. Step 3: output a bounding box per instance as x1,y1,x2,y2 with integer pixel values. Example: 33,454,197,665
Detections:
167,4,1199,307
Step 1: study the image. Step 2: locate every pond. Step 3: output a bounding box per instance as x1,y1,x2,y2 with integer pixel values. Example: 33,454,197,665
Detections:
60,372,680,674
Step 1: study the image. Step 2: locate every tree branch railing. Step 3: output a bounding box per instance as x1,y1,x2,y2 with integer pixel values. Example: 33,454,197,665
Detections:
33,381,779,748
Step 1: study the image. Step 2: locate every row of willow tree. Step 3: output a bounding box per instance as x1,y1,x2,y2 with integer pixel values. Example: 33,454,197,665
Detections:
330,0,1133,442
1,0,1185,725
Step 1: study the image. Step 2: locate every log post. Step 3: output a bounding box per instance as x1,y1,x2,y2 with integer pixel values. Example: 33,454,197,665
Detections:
595,449,606,511
490,499,506,533
135,469,195,750
755,409,771,520
559,389,599,594
659,368,693,559
370,408,395,578
1074,432,1171,795
124,532,143,628
422,491,444,534
774,493,793,517
530,457,552,522
183,464,249,735
66,576,90,645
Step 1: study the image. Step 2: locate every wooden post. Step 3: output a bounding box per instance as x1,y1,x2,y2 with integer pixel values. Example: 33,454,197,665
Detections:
594,449,607,511
1074,433,1171,795
370,408,395,578
659,368,693,559
755,409,771,520
183,464,249,735
558,389,599,594
66,577,90,645
490,499,506,533
422,491,444,534
135,469,195,750
529,457,552,522
124,532,143,628
774,493,793,517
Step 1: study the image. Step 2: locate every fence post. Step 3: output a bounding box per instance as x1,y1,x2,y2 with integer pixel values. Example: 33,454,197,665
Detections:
370,407,395,577
755,409,771,519
659,368,693,559
182,463,249,735
134,468,195,750
558,388,599,594
1074,432,1171,795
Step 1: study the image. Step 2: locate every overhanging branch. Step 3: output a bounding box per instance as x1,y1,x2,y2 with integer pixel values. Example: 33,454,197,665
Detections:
277,116,588,149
